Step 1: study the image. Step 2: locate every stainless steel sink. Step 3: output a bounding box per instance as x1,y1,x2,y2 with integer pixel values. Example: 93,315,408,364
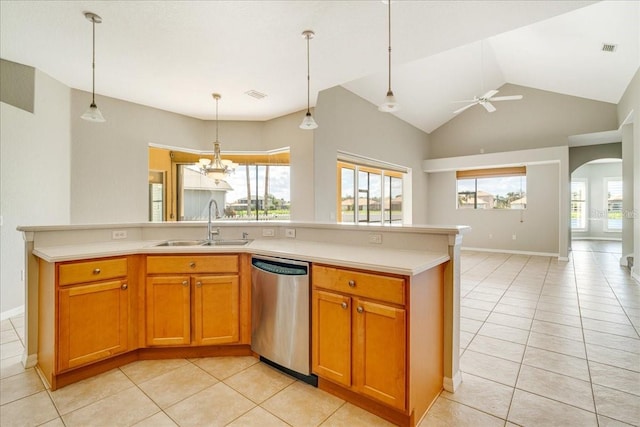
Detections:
201,239,252,246
154,240,205,246
153,239,252,247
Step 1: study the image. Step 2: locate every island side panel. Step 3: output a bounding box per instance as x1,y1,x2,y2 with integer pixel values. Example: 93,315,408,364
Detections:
443,235,462,392
37,260,56,388
408,262,444,423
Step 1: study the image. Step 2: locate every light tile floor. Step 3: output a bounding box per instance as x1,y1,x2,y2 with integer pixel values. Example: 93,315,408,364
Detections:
1,242,638,426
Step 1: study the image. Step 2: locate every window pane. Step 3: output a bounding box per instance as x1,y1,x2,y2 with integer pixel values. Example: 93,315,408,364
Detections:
607,178,622,231
457,179,476,209
368,173,382,223
477,176,526,209
340,167,355,223
571,180,586,230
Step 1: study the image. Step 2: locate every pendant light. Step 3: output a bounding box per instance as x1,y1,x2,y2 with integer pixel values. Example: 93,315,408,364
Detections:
80,12,106,122
299,30,318,130
378,0,399,112
198,93,236,182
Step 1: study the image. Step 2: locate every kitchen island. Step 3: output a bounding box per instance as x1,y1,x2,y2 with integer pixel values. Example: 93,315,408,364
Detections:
19,221,467,426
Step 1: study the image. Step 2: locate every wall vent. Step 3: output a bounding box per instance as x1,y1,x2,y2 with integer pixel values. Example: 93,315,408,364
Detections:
601,43,617,52
245,90,267,100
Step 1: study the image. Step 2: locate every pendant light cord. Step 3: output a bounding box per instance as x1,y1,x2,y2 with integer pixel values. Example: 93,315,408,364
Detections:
215,96,219,142
387,0,392,93
306,34,311,114
91,17,96,105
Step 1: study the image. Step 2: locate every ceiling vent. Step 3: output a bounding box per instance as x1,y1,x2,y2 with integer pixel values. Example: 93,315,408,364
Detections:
245,90,267,100
601,43,617,53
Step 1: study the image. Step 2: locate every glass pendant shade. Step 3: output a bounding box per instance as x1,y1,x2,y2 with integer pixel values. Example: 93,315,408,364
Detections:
299,111,318,129
378,90,400,112
81,102,106,122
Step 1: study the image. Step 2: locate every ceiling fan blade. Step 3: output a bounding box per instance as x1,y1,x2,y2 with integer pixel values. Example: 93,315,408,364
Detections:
452,99,477,103
453,103,476,114
489,95,523,101
482,101,496,113
481,89,499,100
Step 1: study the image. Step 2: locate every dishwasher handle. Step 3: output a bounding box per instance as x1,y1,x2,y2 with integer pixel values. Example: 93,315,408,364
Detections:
251,256,308,276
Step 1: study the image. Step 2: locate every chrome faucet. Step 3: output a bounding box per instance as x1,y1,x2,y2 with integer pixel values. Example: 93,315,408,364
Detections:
208,199,220,241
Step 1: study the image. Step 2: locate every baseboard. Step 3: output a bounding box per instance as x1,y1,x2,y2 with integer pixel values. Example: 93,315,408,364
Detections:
22,352,37,369
632,267,640,284
462,247,559,258
571,237,622,241
1,305,25,321
443,372,462,393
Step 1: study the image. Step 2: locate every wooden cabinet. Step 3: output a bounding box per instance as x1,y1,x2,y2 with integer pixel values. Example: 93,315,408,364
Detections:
57,259,131,372
312,266,406,411
312,263,444,427
145,254,246,347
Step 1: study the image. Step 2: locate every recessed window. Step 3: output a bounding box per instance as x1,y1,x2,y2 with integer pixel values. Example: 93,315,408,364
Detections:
456,167,526,210
338,161,404,224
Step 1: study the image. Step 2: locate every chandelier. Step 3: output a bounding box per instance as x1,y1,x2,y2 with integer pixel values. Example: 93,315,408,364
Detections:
198,93,237,181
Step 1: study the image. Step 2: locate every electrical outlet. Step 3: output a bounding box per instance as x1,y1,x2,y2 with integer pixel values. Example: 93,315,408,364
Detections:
285,228,296,238
512,234,517,240
369,234,382,244
262,228,275,237
112,230,127,240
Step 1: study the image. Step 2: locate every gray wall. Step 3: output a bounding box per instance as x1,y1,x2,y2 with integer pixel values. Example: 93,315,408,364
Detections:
425,83,619,256
314,86,430,223
70,90,314,224
569,143,621,173
429,84,619,158
1,69,70,315
427,163,559,254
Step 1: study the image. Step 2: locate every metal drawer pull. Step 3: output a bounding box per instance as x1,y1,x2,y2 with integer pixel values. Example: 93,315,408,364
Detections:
357,306,364,313
341,302,348,309
182,280,189,287
196,281,202,288
93,268,101,275
189,262,196,268
121,283,128,290
348,280,356,287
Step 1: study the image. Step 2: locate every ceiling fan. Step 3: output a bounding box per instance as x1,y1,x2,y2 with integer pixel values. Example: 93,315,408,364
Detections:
453,89,523,114
453,40,523,114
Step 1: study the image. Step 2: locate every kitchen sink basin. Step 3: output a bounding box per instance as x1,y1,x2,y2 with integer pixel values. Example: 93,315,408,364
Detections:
153,239,252,247
154,240,206,246
201,239,252,246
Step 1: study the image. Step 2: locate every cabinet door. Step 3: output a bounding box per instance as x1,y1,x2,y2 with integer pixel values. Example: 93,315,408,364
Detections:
353,298,406,410
312,290,352,387
58,279,129,371
193,275,239,345
146,275,191,346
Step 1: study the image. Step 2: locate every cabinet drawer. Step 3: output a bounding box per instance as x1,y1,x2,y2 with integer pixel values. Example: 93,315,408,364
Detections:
312,265,405,305
147,255,239,274
59,258,128,286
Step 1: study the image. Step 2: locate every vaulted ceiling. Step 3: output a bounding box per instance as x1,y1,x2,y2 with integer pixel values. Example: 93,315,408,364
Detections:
1,1,638,133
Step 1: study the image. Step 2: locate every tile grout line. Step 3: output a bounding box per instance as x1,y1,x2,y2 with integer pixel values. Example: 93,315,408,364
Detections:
502,254,551,425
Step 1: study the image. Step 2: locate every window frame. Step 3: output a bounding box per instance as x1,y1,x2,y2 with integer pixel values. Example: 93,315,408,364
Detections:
456,167,527,210
603,176,622,233
570,178,588,232
337,160,404,225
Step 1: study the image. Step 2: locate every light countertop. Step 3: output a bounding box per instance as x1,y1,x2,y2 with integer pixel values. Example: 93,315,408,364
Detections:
33,239,449,276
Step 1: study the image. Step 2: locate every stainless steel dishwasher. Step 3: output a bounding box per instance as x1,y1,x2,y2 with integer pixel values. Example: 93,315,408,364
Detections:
251,255,317,385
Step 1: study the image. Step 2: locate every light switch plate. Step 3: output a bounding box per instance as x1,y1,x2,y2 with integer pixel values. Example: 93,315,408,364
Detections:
112,230,127,239
262,228,275,237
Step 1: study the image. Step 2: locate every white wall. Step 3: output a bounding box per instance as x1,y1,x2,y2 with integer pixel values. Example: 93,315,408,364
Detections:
571,161,623,240
1,70,70,314
314,86,430,223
